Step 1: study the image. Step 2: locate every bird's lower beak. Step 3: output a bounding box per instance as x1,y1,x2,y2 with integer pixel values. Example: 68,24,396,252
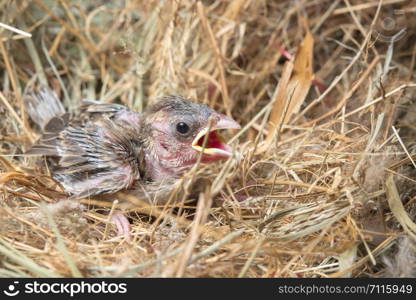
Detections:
192,115,240,158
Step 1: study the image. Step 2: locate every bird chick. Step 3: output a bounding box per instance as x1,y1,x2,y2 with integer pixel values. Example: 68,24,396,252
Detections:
25,89,240,238
26,89,240,199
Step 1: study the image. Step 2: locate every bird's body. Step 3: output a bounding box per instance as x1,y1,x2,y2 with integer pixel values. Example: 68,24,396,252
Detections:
27,98,144,198
25,89,240,205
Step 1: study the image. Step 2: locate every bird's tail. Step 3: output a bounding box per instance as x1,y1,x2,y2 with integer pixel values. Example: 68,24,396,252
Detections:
24,88,66,131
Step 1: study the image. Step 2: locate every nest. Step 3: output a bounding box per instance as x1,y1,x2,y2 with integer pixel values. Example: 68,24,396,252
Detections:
1,0,416,277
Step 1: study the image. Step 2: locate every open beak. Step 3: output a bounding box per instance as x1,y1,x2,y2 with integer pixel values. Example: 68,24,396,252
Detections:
192,114,241,158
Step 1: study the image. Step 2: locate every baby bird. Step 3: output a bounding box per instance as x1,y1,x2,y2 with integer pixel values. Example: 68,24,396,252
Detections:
25,89,240,237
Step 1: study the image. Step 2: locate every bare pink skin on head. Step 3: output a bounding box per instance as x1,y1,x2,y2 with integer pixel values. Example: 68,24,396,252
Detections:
143,100,240,181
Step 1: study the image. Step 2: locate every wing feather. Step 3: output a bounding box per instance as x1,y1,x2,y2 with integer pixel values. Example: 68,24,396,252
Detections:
27,101,145,198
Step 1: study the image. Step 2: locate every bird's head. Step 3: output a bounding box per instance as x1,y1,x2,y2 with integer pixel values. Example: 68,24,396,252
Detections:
143,96,240,179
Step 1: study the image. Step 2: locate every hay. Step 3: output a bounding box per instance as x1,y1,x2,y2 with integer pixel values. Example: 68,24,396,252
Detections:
1,0,416,277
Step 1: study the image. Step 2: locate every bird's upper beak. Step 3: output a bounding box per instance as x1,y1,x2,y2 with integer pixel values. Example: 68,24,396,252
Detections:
192,114,240,158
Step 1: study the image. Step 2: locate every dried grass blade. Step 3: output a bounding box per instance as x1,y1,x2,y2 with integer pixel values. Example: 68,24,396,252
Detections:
386,174,416,240
284,30,314,124
255,61,293,154
0,238,62,277
42,204,83,277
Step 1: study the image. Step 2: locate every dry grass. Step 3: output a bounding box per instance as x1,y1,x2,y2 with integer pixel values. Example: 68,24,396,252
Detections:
1,0,416,277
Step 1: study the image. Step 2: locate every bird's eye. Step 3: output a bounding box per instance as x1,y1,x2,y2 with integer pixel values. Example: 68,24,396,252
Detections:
176,122,190,134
